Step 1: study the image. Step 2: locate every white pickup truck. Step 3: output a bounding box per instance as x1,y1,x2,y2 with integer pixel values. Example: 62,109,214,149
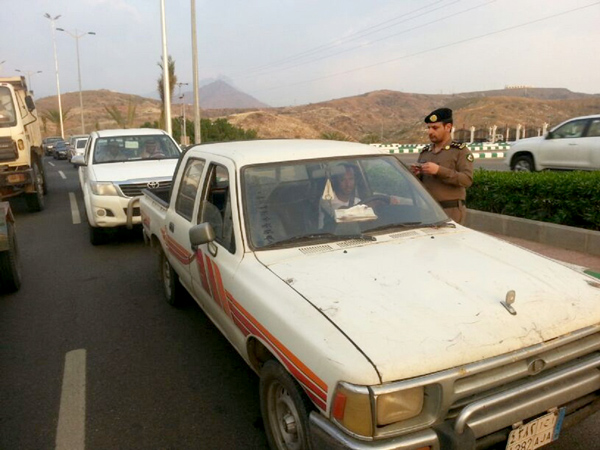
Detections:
73,128,181,245
135,139,600,450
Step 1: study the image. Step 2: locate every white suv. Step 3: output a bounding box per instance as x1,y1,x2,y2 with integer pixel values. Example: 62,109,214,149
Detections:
505,114,600,171
73,128,181,245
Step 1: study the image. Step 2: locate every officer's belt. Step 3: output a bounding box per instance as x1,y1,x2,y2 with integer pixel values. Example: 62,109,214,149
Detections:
438,199,465,209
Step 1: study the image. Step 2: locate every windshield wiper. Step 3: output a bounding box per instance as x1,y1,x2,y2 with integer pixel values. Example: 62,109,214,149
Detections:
365,219,455,234
260,232,376,249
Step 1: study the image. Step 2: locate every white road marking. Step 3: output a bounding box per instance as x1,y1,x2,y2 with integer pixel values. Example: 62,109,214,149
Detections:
59,171,67,179
69,192,81,224
48,162,56,167
55,349,86,450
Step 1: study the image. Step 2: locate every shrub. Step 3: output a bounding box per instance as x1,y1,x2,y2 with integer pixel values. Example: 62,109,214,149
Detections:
467,169,600,230
469,170,600,231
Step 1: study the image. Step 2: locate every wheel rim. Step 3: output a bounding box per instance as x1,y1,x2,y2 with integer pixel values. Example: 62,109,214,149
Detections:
514,160,531,172
267,380,304,450
162,256,172,299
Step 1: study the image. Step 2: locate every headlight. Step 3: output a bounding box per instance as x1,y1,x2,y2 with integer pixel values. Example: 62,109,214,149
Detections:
376,386,424,426
332,383,425,437
90,181,119,196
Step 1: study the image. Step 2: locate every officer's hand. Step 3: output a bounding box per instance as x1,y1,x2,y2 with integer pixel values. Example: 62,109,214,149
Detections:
410,164,422,176
421,162,439,175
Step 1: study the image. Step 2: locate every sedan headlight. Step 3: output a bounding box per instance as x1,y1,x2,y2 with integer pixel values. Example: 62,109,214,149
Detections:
332,382,425,437
90,181,119,196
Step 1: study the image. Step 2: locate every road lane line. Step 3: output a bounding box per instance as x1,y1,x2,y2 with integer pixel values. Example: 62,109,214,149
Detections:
48,161,55,167
69,192,81,224
56,349,86,450
59,171,67,179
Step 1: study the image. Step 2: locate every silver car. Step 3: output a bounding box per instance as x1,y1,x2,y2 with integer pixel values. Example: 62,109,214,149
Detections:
505,114,600,171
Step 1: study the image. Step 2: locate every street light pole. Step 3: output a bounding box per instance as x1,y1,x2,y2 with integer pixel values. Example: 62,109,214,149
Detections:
44,13,65,139
190,0,201,144
160,0,172,135
15,70,43,94
57,28,95,134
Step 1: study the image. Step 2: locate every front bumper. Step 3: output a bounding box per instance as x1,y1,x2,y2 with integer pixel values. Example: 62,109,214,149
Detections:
88,193,141,228
0,167,34,196
309,352,600,449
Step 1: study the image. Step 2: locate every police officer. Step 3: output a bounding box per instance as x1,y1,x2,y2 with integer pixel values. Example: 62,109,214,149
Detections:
411,108,474,224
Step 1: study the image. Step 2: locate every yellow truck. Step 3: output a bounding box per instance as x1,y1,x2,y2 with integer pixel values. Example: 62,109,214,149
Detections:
0,76,46,211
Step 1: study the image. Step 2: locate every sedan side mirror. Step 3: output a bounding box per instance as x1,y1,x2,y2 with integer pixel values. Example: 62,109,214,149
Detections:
189,222,216,249
71,155,86,166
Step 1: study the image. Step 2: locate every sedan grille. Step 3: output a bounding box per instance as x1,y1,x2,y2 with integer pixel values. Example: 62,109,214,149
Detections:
117,180,172,198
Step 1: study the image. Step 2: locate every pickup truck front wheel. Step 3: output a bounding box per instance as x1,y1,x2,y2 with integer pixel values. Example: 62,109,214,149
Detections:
160,250,184,307
260,360,313,450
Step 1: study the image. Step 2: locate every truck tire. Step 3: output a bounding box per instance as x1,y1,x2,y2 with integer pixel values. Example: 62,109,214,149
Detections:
159,249,185,307
0,221,22,293
260,360,313,450
25,158,45,212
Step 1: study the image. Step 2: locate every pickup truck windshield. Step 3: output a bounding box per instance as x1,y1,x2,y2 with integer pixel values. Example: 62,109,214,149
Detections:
93,134,180,164
243,155,447,249
0,87,17,128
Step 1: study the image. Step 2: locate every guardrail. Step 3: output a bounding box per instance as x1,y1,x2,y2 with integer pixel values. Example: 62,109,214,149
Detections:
371,142,510,158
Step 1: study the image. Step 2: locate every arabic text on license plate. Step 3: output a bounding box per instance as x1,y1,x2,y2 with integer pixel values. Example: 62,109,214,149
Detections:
505,409,564,450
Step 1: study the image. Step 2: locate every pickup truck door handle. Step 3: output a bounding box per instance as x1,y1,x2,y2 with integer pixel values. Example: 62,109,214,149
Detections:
169,222,175,232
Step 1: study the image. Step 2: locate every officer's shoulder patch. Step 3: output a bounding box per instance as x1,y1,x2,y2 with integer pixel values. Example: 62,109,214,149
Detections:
450,141,467,149
466,153,474,162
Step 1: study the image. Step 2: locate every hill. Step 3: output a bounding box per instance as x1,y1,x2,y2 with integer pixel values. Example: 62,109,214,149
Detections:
36,87,600,143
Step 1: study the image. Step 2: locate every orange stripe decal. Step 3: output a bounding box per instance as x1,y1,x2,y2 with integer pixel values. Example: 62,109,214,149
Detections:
212,262,232,318
194,249,211,293
226,291,328,404
204,255,222,308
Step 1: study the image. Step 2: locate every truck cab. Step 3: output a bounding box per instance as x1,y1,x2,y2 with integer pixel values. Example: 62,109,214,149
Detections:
0,77,45,211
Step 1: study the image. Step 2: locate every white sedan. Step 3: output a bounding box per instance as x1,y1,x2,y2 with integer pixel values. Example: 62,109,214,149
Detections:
73,128,181,245
505,114,600,171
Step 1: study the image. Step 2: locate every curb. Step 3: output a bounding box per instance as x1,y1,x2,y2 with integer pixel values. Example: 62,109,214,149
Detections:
465,209,600,257
371,143,508,158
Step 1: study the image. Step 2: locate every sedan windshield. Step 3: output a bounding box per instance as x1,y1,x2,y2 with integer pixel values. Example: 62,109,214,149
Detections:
243,155,447,249
93,134,180,164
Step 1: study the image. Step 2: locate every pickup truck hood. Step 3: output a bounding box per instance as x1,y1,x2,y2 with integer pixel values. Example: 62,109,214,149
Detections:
92,159,178,182
258,228,600,382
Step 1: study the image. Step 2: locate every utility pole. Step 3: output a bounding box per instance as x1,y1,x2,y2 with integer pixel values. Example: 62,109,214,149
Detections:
190,0,201,144
176,82,189,145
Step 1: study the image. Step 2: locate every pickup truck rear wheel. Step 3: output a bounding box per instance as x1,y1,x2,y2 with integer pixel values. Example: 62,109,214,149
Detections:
160,250,184,307
0,221,22,293
260,360,313,450
25,158,45,212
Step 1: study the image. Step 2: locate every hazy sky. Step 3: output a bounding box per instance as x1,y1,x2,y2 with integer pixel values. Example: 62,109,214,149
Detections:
2,0,599,107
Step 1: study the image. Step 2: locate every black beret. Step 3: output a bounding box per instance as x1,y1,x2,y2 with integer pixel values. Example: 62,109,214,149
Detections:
424,108,453,124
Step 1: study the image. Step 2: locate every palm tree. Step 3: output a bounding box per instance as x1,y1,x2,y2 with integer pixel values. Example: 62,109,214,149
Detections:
41,109,71,134
157,55,177,130
104,97,138,128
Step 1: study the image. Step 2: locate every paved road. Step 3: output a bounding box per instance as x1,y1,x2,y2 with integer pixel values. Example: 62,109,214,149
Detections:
0,156,596,450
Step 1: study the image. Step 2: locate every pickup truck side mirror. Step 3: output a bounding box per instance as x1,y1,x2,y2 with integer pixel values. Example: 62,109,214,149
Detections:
71,155,86,166
189,222,216,250
25,95,36,112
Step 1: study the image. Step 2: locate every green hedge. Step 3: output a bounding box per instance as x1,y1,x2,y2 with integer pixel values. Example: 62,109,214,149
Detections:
468,170,600,231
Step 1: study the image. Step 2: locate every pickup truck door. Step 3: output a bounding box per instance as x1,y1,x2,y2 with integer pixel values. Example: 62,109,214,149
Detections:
162,157,207,292
190,160,246,350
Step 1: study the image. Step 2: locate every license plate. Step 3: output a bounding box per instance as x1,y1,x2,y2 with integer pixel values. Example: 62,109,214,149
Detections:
506,408,565,450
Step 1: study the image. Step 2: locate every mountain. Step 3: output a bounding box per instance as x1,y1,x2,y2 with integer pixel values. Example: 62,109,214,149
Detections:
182,80,269,109
36,87,600,143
